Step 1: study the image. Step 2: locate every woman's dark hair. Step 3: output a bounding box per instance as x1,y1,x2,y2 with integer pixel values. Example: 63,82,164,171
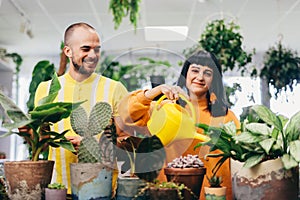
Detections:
177,50,228,117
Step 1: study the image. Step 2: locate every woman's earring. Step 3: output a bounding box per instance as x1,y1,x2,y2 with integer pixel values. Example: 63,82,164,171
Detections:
210,92,217,103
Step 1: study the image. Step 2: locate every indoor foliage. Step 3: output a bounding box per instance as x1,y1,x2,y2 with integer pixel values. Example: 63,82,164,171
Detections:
258,41,300,99
109,0,141,30
199,19,253,75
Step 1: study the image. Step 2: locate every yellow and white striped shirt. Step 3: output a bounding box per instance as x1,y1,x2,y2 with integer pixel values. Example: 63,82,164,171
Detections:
34,72,128,194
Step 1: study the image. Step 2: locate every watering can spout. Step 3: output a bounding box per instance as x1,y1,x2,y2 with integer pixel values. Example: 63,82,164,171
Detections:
147,95,210,146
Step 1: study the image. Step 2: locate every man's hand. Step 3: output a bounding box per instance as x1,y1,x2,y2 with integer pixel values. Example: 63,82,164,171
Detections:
65,135,82,151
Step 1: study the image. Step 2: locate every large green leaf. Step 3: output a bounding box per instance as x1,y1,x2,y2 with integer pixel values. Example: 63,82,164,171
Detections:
0,91,29,122
38,73,61,105
245,123,272,136
285,111,300,141
243,154,264,168
233,131,262,143
259,138,275,154
26,60,55,111
281,154,298,170
251,105,282,131
222,121,237,136
290,140,300,162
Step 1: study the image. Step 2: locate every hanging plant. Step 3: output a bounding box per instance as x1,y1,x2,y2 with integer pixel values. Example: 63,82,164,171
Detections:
109,0,141,30
260,41,300,99
199,19,254,75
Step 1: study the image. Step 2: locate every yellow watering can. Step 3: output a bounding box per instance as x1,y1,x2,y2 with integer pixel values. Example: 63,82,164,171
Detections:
147,94,210,146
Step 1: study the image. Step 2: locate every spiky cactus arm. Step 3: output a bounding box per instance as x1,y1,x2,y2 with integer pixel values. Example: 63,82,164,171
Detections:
70,106,88,137
88,102,112,136
78,137,101,163
71,102,113,163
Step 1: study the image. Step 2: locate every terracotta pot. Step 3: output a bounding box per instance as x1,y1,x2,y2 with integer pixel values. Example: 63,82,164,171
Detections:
148,187,180,200
164,167,206,200
231,158,299,200
4,160,54,199
45,188,67,200
70,163,112,200
204,186,226,200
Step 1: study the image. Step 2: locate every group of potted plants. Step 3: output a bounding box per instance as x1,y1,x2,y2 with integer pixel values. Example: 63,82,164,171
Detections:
0,73,80,199
195,104,300,200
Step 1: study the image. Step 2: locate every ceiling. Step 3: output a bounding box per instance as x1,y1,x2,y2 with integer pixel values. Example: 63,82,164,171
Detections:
1,0,300,59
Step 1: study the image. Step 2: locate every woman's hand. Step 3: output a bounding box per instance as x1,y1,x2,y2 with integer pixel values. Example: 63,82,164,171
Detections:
144,84,189,101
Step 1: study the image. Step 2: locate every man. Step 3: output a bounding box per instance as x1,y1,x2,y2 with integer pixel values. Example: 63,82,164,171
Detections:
34,22,130,195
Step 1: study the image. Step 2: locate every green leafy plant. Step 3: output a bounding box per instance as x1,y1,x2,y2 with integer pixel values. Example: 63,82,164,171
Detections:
4,52,22,74
207,174,223,188
47,183,66,190
0,73,81,161
97,52,138,91
195,104,300,173
199,19,254,74
134,179,194,200
109,0,141,30
26,60,55,112
117,135,165,182
258,41,300,99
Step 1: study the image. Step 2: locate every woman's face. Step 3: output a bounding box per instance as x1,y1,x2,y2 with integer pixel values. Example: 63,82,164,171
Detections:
186,64,213,99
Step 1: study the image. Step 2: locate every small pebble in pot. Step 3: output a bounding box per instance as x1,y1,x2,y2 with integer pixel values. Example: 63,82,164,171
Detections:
167,154,204,168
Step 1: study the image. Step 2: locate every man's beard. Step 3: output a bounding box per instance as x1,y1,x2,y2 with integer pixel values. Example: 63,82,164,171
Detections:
71,58,97,75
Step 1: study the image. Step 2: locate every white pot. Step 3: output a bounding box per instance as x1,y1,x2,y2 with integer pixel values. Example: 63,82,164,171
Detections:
231,158,299,200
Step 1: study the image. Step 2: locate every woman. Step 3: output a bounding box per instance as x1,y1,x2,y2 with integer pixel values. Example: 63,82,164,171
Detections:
119,50,239,200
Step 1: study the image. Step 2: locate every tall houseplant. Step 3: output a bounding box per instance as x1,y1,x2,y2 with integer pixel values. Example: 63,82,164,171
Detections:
0,73,80,199
195,104,300,199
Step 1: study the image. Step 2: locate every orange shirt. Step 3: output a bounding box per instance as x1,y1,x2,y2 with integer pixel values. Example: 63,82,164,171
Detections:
119,90,240,200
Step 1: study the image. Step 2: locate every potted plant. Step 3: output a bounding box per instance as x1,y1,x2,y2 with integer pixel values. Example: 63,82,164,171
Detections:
164,154,206,200
109,0,141,30
116,135,166,200
204,174,226,200
69,101,116,200
45,182,67,200
195,104,300,200
135,179,189,200
0,73,80,199
257,41,300,99
116,136,147,200
199,19,254,75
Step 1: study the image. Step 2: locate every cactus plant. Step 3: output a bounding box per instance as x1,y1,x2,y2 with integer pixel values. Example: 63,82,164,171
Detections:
70,101,114,164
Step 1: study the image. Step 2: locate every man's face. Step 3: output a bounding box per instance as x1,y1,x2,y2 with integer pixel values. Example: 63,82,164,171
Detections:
66,27,101,75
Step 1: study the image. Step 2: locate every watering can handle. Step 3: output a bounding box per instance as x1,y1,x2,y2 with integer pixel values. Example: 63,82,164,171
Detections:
155,94,196,122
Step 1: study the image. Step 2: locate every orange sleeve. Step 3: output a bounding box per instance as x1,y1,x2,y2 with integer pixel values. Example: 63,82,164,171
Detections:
118,89,153,127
